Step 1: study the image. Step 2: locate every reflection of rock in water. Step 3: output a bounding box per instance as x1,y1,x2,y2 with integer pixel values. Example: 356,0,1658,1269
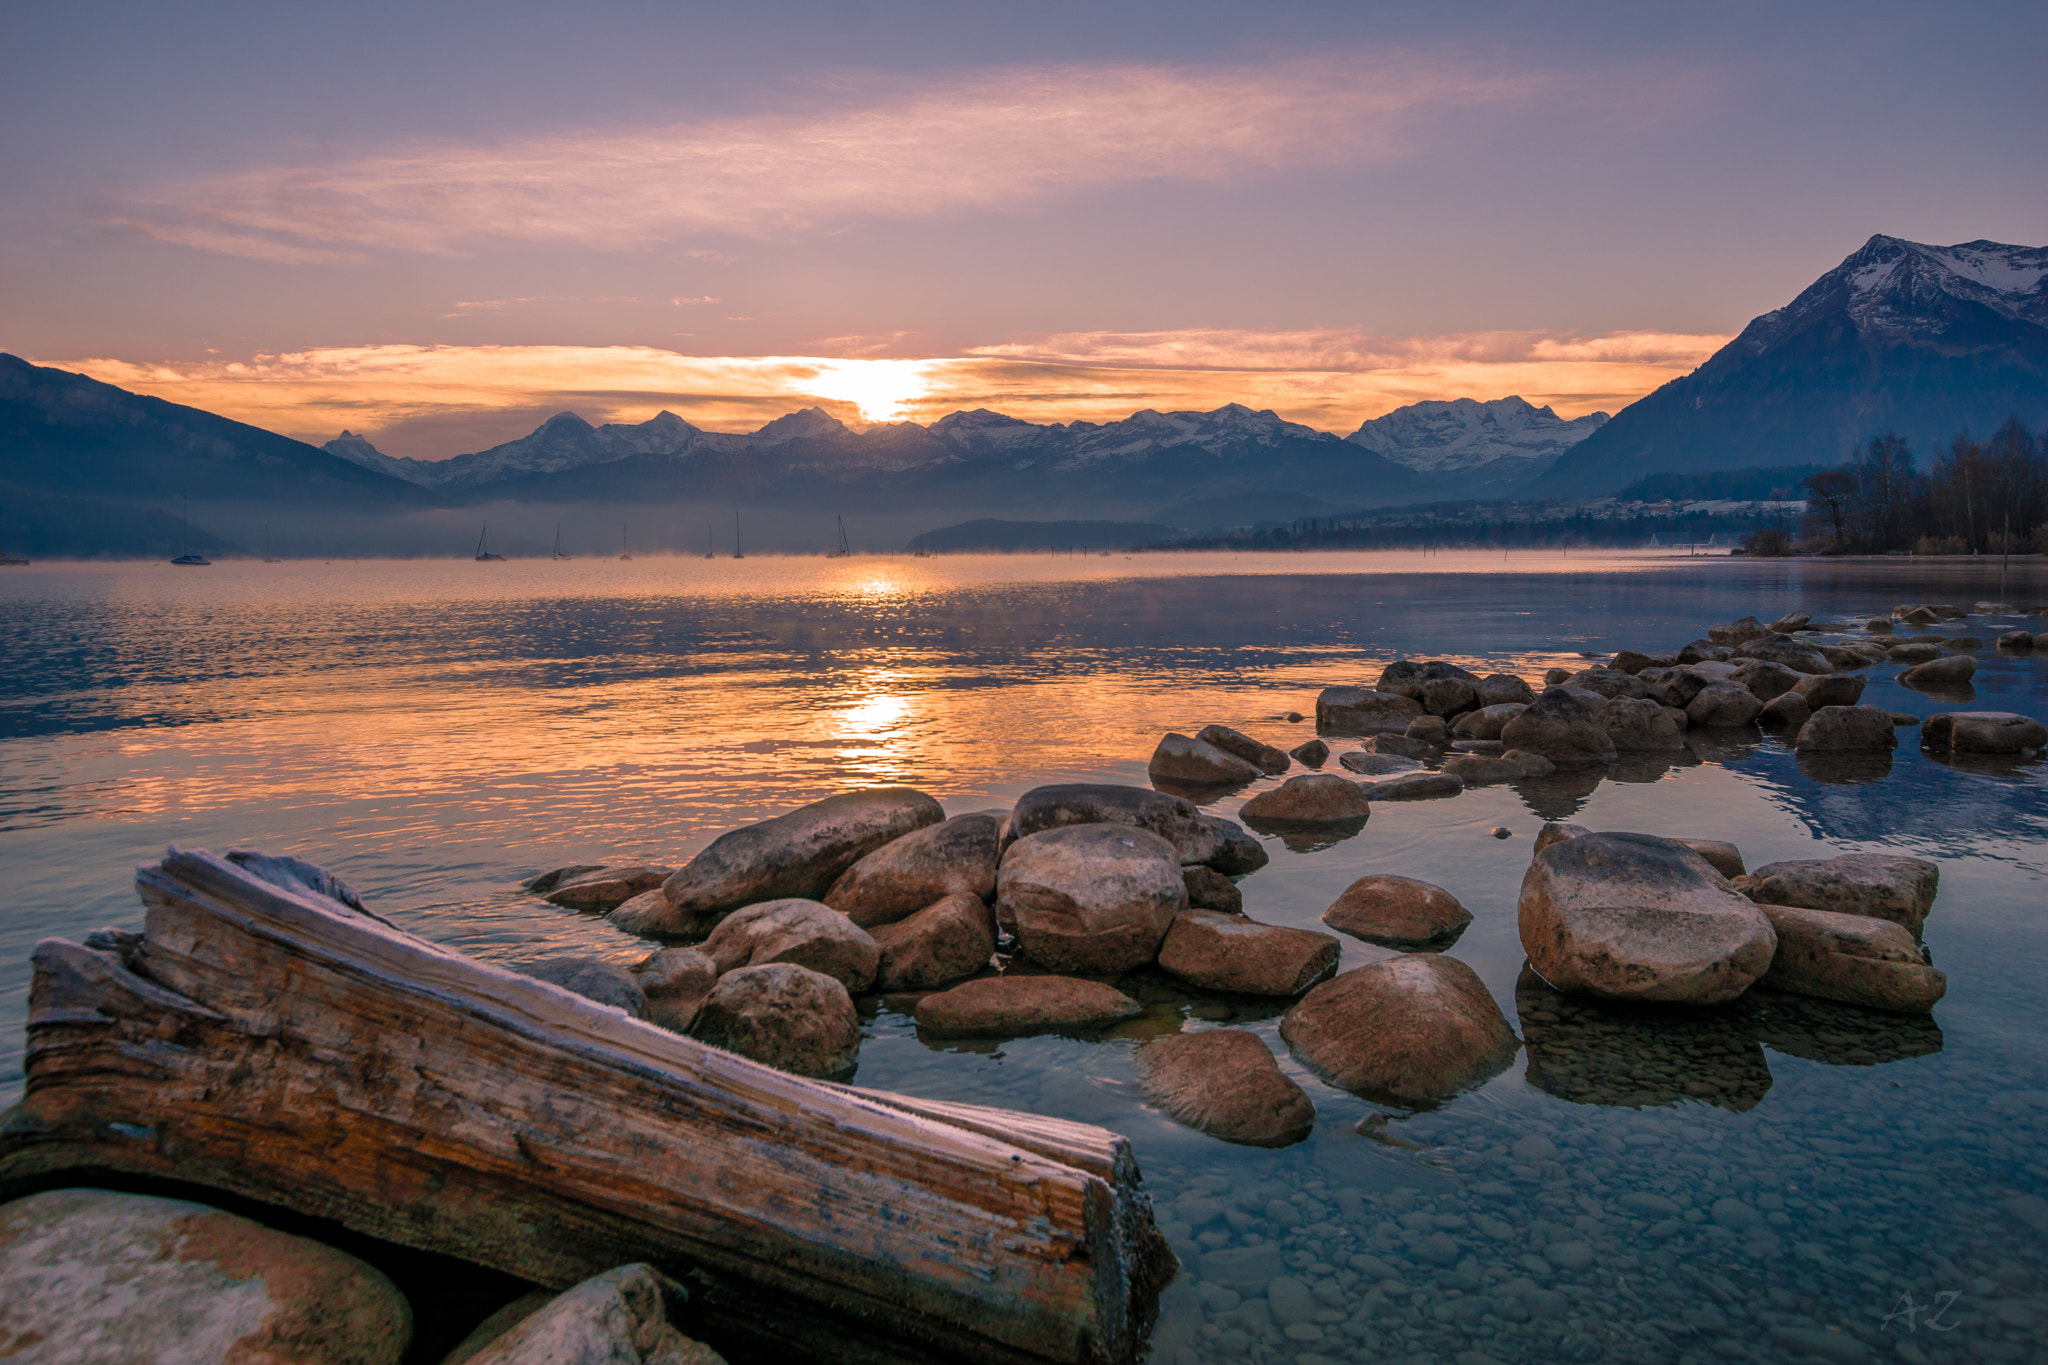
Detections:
1515,965,1773,1111
1512,768,1603,819
1795,748,1895,784
1686,730,1764,764
1745,988,1944,1066
1918,747,2044,779
1608,750,1702,784
1148,776,1248,807
1237,813,1369,853
1120,966,1294,1027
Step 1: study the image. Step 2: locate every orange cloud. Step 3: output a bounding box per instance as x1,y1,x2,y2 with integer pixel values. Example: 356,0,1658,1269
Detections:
117,54,1541,262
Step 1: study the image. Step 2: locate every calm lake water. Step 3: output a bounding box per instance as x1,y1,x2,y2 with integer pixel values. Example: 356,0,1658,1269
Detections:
2,550,2045,1365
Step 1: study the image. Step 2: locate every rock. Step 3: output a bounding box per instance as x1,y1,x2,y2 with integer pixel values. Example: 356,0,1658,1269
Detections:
455,1264,722,1365
1137,1030,1315,1148
524,863,604,894
1387,724,1440,750
516,956,646,1015
1197,723,1292,775
1603,696,1685,750
1794,705,1899,751
1182,864,1243,912
1662,704,1691,731
1768,611,1812,633
1564,667,1651,701
1820,642,1885,668
996,825,1186,973
1673,838,1747,880
1491,825,1512,838
820,811,1003,929
1739,853,1940,936
1541,666,1572,685
607,889,686,941
634,947,719,1033
1674,639,1731,665
1157,909,1341,995
1148,731,1262,785
1758,691,1812,728
1946,635,1982,650
655,789,944,929
1288,737,1329,767
1534,821,1591,853
1420,675,1481,717
1377,659,1480,701
1478,673,1537,705
1890,711,1918,725
690,962,860,1079
1500,689,1616,766
1922,711,2048,753
913,975,1143,1037
1686,681,1762,728
1641,666,1713,709
1338,750,1422,775
1609,650,1674,676
1900,654,1976,689
1866,616,1894,632
1005,783,1267,873
1239,774,1372,825
1315,686,1424,734
1885,641,1941,663
1441,748,1557,785
1322,875,1472,948
1354,771,1463,800
1729,659,1800,702
1999,629,2035,650
1792,672,1866,708
1708,615,1770,646
542,866,672,913
1732,633,1834,675
1280,955,1520,1106
870,892,997,991
700,899,879,993
1758,904,1947,1013
1451,703,1527,740
0,1188,411,1365
1284,710,1303,722
1518,832,1778,1004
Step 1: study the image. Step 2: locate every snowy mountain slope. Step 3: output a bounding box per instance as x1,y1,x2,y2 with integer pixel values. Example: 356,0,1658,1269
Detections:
1346,396,1608,476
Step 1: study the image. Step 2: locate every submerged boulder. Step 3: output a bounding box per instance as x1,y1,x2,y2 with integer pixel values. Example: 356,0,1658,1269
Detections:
1379,728,1438,754
1900,655,1977,689
690,962,860,1079
700,898,879,993
542,866,672,913
1886,641,1942,664
1137,1029,1316,1148
1921,711,2048,754
823,810,1003,928
870,892,997,992
1440,748,1557,786
1338,750,1422,776
1005,784,1267,873
1156,909,1341,996
1519,832,1778,1004
914,975,1143,1037
1148,732,1261,785
1280,955,1519,1106
1794,705,1899,752
1288,737,1330,767
1239,774,1372,825
1758,904,1947,1013
1196,724,1292,774
1315,687,1425,734
1322,874,1472,948
1500,689,1616,766
1353,771,1464,801
454,1264,722,1365
1739,853,1940,936
996,825,1186,973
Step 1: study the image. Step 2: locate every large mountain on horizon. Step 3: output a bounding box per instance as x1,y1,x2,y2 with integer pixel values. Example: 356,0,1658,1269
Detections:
1346,396,1608,492
1534,235,2048,496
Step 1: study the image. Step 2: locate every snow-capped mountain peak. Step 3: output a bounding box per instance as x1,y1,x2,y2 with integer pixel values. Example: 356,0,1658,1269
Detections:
1346,395,1609,477
751,406,849,444
1740,235,2048,356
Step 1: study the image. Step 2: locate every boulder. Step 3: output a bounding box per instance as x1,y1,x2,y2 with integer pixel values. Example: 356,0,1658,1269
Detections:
823,811,1004,928
1353,771,1464,801
1708,615,1770,646
1478,673,1537,705
1767,611,1812,633
1542,666,1573,685
1867,617,1895,633
1137,1030,1316,1148
516,956,646,1016
1899,655,1977,689
0,1188,411,1365
1499,689,1616,766
1886,641,1942,664
1794,705,1899,751
1922,711,2048,753
1564,667,1651,701
1280,955,1520,1106
1004,783,1267,873
1451,703,1527,741
1441,748,1557,786
1377,659,1481,702
1518,832,1778,1004
1156,909,1341,996
1732,634,1834,675
454,1264,722,1365
1758,691,1812,729
1946,635,1983,651
1533,821,1591,853
1674,639,1731,665
1603,696,1685,751
1662,704,1691,731
1148,732,1261,785
1739,853,1940,936
1196,723,1291,775
870,892,997,992
1758,905,1947,1014
1315,686,1425,734
1419,676,1482,717
1182,864,1243,912
524,864,605,894
690,962,860,1079
913,975,1143,1037
542,866,673,913
700,899,879,993
1686,681,1762,728
1609,650,1675,676
1729,659,1800,702
1896,604,1940,624
1641,666,1713,709
1388,723,1441,749
634,947,719,1033
1791,672,1866,708
1238,774,1372,825
996,825,1186,973
1998,630,2035,650
1321,875,1472,948
1338,749,1422,775
1288,737,1329,767
609,888,711,942
656,788,944,927
1820,642,1885,668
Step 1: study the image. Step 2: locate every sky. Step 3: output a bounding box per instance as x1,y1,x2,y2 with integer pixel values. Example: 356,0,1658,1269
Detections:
3,1,2042,459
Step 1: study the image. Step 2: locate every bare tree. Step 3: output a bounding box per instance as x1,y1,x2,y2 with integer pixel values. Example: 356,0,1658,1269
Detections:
1802,467,1857,552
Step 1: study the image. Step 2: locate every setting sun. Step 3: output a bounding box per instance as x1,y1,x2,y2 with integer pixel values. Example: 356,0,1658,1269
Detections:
802,358,940,423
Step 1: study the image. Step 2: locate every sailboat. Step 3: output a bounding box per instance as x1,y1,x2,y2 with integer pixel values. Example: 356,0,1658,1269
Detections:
0,517,26,566
910,529,930,559
262,522,282,563
733,512,744,560
618,523,632,561
171,496,211,566
552,524,570,560
703,520,715,560
473,525,505,561
827,515,851,558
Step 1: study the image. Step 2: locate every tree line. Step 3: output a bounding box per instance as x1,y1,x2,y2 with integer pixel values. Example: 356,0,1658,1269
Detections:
1800,416,2046,555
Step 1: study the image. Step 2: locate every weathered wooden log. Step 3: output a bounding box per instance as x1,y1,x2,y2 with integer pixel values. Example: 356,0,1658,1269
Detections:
0,847,1174,1365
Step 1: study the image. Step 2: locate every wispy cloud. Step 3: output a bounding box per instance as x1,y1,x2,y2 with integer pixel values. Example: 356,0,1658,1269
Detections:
116,54,1541,263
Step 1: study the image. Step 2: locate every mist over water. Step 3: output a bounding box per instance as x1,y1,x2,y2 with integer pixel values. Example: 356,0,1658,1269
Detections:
2,550,2044,1362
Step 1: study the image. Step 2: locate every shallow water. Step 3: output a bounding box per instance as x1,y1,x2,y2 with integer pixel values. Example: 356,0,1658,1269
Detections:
2,550,2045,1364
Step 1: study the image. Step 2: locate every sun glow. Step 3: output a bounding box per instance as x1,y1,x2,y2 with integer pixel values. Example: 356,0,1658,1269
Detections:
803,359,940,423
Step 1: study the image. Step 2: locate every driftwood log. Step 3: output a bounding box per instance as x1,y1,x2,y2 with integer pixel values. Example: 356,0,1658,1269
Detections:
0,848,1174,1365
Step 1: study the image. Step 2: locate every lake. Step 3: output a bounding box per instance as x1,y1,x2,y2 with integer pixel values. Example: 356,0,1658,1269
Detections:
2,549,2044,1365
